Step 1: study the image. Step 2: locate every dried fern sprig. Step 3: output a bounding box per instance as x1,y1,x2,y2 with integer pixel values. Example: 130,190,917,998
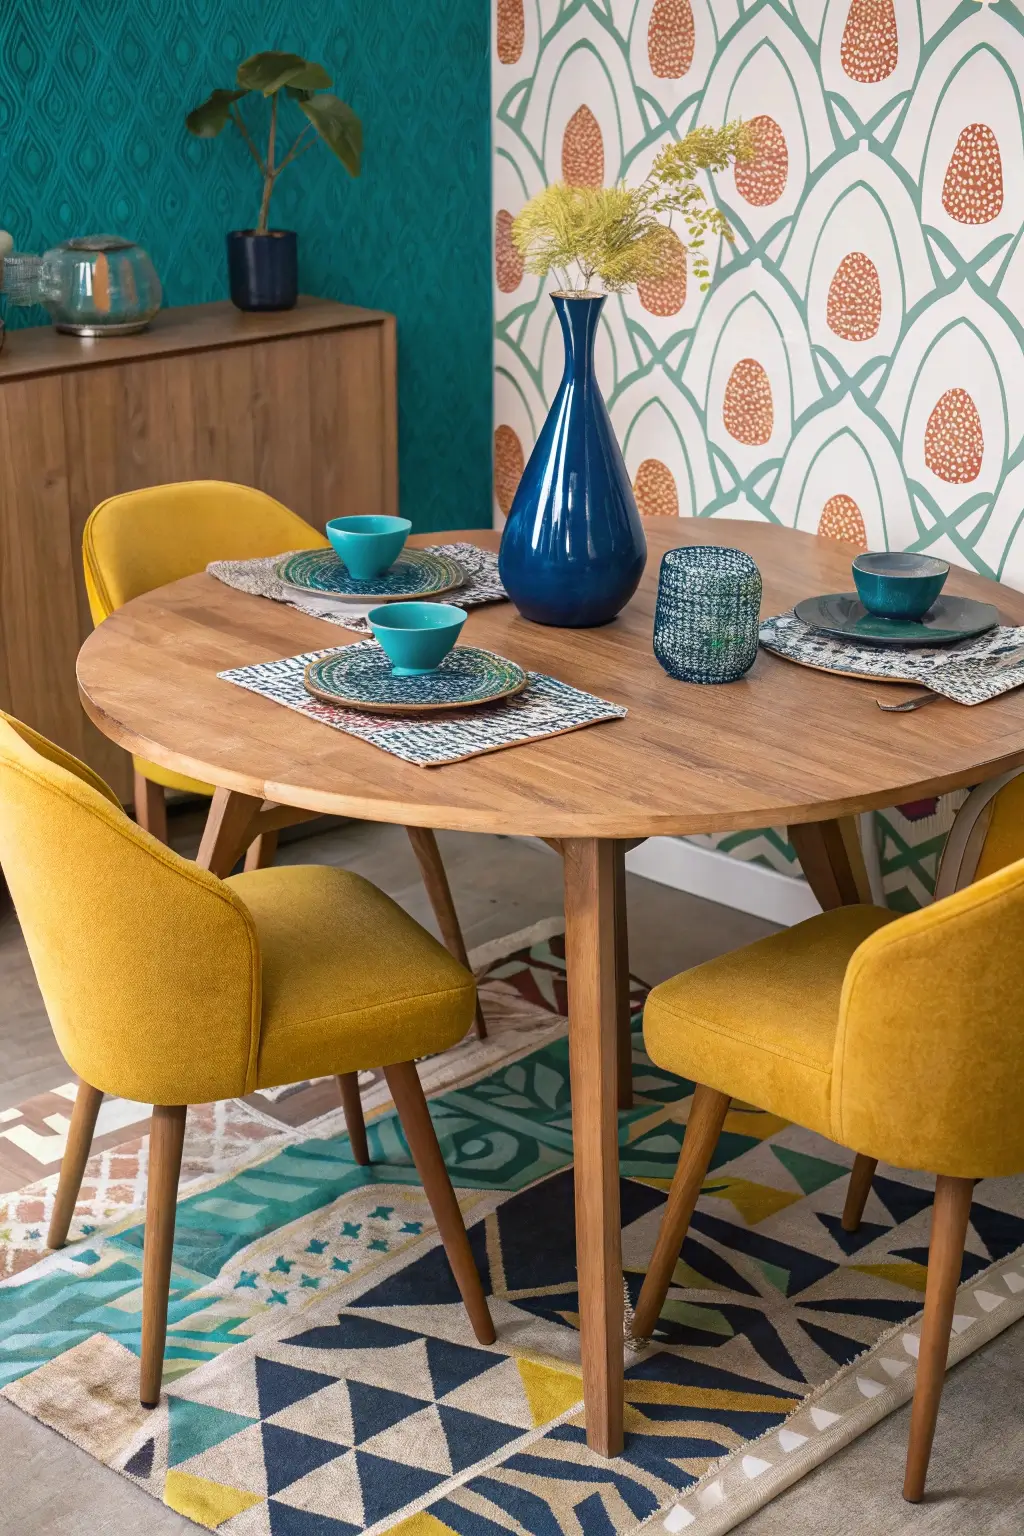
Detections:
512,184,677,294
510,120,754,298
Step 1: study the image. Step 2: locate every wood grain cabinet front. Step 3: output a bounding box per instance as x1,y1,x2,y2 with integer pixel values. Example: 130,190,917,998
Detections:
0,297,397,799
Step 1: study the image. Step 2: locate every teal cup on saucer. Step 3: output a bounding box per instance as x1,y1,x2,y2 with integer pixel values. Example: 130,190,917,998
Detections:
326,515,412,580
852,551,949,621
368,601,467,675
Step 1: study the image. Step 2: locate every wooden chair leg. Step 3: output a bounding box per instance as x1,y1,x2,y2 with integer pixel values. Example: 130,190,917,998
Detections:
843,1153,878,1232
47,1082,104,1249
337,1072,370,1165
243,829,279,871
633,1084,731,1340
384,1060,496,1346
903,1175,974,1502
133,769,168,845
405,825,487,1040
613,841,633,1110
140,1105,187,1409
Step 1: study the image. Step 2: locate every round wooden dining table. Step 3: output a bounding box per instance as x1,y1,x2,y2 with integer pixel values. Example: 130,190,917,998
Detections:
77,518,1024,1458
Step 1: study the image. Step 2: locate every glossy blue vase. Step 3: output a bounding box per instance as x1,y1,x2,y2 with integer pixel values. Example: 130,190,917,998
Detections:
498,294,646,627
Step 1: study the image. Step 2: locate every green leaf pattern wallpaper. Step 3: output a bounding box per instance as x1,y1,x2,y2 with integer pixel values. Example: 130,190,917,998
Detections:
492,0,1024,908
0,0,492,533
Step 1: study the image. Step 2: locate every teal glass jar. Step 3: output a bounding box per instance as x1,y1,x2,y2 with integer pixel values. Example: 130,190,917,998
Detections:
654,545,762,684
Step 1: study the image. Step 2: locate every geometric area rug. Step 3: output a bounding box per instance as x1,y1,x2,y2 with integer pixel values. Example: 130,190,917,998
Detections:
1,923,1023,1535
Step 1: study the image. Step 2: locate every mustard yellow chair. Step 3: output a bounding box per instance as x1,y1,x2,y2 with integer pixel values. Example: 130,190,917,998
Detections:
83,480,487,1164
632,856,1024,1503
0,711,494,1407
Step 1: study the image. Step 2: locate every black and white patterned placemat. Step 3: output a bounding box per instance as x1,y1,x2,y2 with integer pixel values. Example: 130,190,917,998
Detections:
207,542,506,633
219,644,627,767
760,611,1024,705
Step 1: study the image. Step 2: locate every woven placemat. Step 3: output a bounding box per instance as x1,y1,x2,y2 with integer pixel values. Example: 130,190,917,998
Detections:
219,643,627,767
760,612,1024,705
207,542,506,633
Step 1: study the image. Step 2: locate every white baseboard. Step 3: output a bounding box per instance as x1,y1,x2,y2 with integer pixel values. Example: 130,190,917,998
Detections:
624,837,821,927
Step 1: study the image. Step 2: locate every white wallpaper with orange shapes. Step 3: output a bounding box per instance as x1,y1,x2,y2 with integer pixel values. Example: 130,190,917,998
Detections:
492,0,1024,905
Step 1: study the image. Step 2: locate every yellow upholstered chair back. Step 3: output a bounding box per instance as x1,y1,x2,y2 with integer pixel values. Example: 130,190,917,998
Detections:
0,713,260,1105
832,854,1024,1178
82,480,327,622
934,767,1024,896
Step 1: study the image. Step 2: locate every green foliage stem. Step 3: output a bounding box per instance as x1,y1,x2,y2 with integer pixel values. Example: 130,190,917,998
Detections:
186,50,362,234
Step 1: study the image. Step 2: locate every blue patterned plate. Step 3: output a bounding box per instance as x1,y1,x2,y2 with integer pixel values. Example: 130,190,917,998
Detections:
794,593,998,647
276,548,465,603
303,643,528,714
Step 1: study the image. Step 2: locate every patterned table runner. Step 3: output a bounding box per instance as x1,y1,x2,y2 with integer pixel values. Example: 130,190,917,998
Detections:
760,612,1024,705
219,645,627,767
208,542,506,634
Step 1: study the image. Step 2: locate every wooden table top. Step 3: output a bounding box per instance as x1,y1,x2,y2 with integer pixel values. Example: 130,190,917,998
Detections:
76,521,1024,839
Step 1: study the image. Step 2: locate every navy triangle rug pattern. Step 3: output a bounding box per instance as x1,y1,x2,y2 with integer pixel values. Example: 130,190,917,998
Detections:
1,927,1023,1534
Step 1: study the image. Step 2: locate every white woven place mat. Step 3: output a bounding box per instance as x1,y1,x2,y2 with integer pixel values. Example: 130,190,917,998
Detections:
219,644,627,767
759,612,1024,705
207,542,506,634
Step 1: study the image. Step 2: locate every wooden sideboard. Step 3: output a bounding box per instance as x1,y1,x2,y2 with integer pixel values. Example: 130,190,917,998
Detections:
0,296,397,801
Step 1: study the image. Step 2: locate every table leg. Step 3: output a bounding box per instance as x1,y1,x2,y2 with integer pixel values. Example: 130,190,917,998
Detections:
613,841,633,1110
562,837,624,1458
197,788,264,878
787,817,873,911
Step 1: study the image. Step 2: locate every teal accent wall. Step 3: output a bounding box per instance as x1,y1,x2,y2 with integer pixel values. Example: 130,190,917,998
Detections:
0,2,491,532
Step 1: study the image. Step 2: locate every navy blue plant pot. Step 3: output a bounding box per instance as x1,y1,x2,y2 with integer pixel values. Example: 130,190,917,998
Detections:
227,229,297,312
498,294,646,627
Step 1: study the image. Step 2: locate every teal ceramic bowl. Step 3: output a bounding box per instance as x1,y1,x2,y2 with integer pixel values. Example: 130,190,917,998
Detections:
326,515,412,580
368,601,467,675
852,551,949,621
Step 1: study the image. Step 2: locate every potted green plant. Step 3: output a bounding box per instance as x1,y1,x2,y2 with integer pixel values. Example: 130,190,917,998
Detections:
187,51,362,312
498,122,752,627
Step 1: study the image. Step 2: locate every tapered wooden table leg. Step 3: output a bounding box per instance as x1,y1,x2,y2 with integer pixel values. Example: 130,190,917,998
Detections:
787,817,873,911
47,1081,104,1248
197,788,264,878
244,829,279,871
613,841,633,1110
133,769,168,845
562,837,624,1457
405,825,487,1039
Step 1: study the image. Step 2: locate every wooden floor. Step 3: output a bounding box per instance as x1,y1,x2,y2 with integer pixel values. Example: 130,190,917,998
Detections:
1,814,1022,1533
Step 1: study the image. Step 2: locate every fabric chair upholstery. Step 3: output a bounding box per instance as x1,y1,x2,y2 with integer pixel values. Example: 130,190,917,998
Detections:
645,860,1024,1180
82,481,327,795
0,713,474,1105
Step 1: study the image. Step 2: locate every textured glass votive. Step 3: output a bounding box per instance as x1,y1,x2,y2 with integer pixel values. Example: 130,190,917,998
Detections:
654,545,762,684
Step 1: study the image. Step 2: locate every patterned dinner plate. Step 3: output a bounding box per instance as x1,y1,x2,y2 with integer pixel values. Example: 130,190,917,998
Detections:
303,643,528,714
794,593,999,647
276,548,465,603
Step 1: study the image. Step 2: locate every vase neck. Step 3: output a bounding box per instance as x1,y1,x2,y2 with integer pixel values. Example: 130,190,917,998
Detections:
553,294,604,380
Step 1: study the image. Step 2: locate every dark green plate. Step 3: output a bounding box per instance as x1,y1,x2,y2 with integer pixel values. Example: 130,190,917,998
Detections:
794,593,998,647
304,644,528,714
276,547,465,603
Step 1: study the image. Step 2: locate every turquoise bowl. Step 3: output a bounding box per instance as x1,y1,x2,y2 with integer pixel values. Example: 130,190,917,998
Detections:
368,601,467,675
852,551,949,621
326,515,412,580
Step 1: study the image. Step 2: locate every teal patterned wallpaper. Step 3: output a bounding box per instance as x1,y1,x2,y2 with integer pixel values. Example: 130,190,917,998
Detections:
0,1,491,533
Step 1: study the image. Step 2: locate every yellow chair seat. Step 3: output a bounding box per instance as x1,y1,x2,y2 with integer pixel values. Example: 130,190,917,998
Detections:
134,755,214,797
227,864,475,1089
643,905,896,1136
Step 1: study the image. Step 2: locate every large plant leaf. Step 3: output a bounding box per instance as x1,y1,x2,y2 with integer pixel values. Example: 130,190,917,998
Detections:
186,88,247,137
298,94,362,176
236,51,330,95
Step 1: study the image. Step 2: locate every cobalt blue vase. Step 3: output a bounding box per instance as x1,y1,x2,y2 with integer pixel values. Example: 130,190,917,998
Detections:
498,294,646,627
